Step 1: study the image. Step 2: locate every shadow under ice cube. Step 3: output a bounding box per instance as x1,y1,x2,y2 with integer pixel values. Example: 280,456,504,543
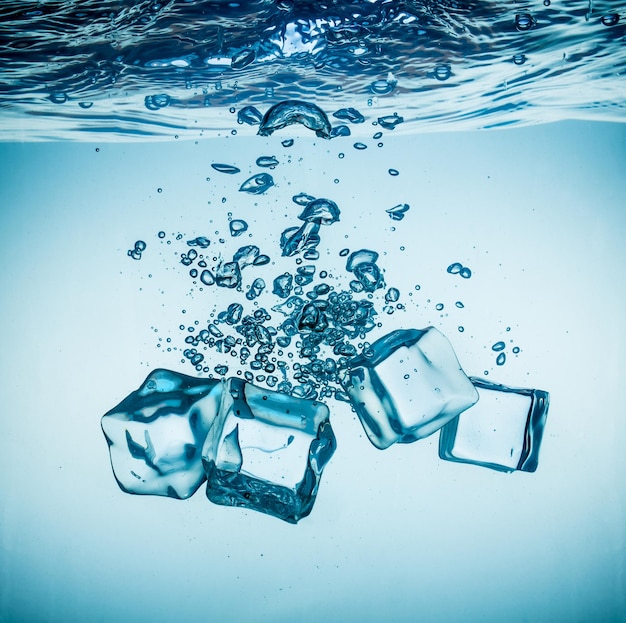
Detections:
438,377,549,473
342,327,478,449
202,378,336,524
101,369,222,499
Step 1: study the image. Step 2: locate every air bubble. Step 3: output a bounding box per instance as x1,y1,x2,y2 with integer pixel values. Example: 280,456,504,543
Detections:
239,173,274,195
601,13,619,26
515,13,536,30
49,92,68,104
434,65,451,81
256,155,279,168
229,220,249,237
370,80,395,95
258,101,332,139
211,163,241,174
333,108,365,124
237,106,263,125
377,114,404,130
460,266,472,279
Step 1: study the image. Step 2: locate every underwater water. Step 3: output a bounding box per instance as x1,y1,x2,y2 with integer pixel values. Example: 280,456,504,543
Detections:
1,1,626,622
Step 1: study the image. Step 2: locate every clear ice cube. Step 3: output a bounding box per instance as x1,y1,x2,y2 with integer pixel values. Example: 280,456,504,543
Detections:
342,327,478,449
438,377,549,473
202,378,336,523
101,369,222,499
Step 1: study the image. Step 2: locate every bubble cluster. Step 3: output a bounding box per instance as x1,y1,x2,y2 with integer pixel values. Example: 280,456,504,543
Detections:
128,240,147,260
446,262,472,279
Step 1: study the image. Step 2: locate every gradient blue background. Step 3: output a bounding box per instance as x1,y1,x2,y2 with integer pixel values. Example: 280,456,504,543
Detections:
0,121,625,622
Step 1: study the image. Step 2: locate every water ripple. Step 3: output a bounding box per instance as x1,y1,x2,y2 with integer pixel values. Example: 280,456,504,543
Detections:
0,0,624,139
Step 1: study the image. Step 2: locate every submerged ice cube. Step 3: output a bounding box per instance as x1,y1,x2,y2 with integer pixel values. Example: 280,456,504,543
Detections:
438,377,549,473
202,378,336,523
342,327,478,450
101,369,222,499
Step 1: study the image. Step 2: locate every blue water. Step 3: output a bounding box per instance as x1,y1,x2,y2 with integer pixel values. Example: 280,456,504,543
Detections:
1,2,626,622
1,0,625,138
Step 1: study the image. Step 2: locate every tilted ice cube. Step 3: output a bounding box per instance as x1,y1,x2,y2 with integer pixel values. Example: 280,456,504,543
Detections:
202,378,336,523
342,327,478,450
101,369,222,499
438,377,549,473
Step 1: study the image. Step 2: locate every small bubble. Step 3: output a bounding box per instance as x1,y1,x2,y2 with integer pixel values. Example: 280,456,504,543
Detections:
157,187,162,193
458,326,464,332
158,231,166,238
460,266,472,279
388,169,399,176
434,65,451,81
513,54,527,65
282,139,294,147
515,13,536,30
373,132,383,139
455,301,464,308
492,341,506,352
229,106,236,113
49,92,68,104
512,346,520,354
339,248,350,257
229,219,249,237
370,80,395,95
403,374,410,380
435,303,444,311
95,147,100,152
601,13,619,26
353,142,368,150
338,153,344,159
212,163,240,174
496,352,506,366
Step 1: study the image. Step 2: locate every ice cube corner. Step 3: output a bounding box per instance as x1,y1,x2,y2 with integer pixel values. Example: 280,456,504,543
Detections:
439,377,550,473
202,377,336,524
101,369,222,499
341,327,478,449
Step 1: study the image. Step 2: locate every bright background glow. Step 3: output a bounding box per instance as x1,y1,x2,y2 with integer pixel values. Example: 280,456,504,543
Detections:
0,121,625,622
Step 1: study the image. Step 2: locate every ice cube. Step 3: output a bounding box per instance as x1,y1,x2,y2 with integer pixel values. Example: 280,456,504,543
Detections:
342,327,478,450
202,378,336,523
101,369,222,499
438,377,549,473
